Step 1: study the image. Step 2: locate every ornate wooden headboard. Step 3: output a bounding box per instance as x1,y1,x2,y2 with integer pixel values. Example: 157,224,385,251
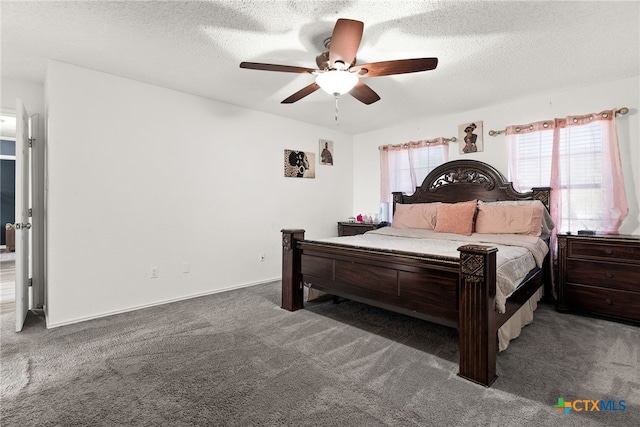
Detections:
392,159,550,212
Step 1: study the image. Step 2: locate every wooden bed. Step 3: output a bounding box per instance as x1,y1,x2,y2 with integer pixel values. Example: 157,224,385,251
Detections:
281,159,551,387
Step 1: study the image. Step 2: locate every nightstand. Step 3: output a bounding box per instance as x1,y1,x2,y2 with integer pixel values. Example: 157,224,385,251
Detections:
557,233,640,324
337,222,384,237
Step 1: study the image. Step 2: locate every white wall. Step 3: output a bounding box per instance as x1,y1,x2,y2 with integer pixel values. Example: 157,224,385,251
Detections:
10,63,640,328
353,76,640,235
1,78,45,122
45,61,353,327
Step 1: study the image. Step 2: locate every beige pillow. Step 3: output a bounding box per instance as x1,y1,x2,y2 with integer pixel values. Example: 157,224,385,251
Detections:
478,200,554,239
434,200,477,236
392,203,439,230
475,204,544,236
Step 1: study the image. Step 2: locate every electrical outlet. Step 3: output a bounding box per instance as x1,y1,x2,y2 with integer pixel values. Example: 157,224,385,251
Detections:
259,252,266,262
150,267,159,278
182,262,190,273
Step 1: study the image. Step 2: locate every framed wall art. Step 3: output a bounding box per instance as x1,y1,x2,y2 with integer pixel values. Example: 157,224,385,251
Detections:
319,139,334,165
458,121,483,154
284,149,315,178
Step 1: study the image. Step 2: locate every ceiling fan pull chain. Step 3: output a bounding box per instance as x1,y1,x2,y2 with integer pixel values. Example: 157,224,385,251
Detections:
334,95,339,123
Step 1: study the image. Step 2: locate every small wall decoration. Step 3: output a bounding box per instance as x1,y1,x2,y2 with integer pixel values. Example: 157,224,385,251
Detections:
458,121,483,154
284,149,315,178
319,139,334,165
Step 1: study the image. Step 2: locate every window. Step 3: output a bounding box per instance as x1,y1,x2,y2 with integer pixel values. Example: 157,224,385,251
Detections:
556,122,604,232
506,111,627,234
380,139,448,204
507,128,553,192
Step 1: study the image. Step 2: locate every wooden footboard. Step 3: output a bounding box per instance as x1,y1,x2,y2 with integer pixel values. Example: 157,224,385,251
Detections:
281,229,502,387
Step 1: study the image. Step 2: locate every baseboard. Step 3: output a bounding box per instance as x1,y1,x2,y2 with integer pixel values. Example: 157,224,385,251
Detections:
45,277,281,329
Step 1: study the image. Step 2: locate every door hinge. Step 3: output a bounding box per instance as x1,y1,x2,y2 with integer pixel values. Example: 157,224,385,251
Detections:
28,208,33,217
28,138,35,147
28,278,33,287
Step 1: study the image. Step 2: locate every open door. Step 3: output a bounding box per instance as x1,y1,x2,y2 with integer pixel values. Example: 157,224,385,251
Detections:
15,99,31,332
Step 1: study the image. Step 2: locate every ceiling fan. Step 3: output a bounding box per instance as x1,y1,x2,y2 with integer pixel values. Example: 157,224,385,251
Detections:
239,18,438,105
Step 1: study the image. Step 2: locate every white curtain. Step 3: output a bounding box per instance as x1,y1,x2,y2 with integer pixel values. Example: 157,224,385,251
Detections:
379,138,449,204
506,109,628,236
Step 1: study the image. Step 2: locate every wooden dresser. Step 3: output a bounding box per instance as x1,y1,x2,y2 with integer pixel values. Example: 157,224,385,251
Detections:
557,233,640,324
337,222,385,236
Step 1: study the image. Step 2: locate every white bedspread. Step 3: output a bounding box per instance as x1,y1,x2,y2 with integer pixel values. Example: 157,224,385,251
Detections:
314,227,549,314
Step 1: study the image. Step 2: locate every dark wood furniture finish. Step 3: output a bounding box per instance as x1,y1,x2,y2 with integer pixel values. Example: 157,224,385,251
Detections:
282,159,551,387
557,233,640,324
337,222,383,236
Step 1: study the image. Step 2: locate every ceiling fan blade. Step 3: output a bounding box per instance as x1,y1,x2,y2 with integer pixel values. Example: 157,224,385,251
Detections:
281,83,321,104
349,81,380,105
351,58,438,77
240,62,318,74
328,19,364,68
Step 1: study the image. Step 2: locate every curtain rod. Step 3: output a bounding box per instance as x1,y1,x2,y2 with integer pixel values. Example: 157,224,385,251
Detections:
488,107,629,136
379,136,457,150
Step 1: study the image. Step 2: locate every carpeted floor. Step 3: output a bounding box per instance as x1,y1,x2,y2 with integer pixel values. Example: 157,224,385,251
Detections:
1,281,638,426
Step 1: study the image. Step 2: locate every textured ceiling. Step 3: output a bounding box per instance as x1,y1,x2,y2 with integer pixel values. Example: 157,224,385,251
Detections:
2,1,639,135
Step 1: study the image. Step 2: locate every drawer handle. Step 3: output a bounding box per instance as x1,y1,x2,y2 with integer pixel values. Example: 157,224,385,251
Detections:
605,272,613,279
604,248,613,255
605,298,612,305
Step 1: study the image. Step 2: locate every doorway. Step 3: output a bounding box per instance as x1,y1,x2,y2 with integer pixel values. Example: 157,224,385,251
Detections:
1,102,45,329
0,113,17,313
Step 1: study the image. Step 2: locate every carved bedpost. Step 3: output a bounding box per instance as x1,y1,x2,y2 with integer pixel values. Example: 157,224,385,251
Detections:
457,244,498,387
532,186,554,301
281,229,305,311
532,187,551,212
392,192,404,216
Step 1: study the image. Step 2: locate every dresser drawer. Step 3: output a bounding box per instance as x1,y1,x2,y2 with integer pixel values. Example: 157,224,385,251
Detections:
568,240,640,263
566,260,639,293
566,284,640,322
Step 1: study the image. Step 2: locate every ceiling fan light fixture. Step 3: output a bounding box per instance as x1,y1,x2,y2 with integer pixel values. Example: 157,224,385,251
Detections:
239,19,437,105
315,70,358,96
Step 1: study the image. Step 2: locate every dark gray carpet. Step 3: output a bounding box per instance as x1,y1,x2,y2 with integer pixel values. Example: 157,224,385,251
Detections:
1,281,638,426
